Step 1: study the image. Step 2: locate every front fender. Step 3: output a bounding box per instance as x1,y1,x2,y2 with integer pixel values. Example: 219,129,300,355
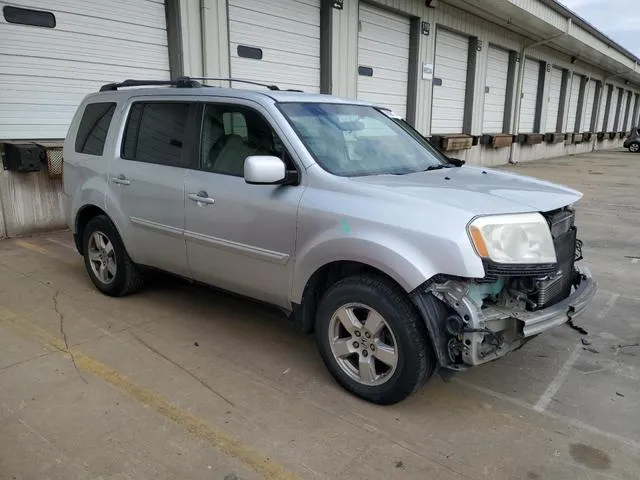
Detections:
291,234,439,303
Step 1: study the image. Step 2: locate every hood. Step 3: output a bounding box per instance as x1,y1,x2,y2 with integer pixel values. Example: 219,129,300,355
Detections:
349,165,582,215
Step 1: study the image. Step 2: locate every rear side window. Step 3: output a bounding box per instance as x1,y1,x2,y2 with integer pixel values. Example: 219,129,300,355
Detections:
75,102,116,155
122,102,190,167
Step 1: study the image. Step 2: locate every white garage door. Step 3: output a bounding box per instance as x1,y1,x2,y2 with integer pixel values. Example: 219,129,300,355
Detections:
0,0,170,140
228,0,320,93
606,87,619,131
582,79,597,131
519,57,540,133
431,29,468,134
356,3,410,119
545,66,563,132
621,90,631,130
596,86,608,131
566,73,582,132
482,45,509,133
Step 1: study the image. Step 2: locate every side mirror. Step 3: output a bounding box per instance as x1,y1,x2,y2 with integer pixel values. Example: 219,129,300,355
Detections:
244,155,286,185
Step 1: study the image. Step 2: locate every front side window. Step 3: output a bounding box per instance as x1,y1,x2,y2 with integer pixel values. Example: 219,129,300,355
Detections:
278,103,444,176
200,104,291,176
122,102,190,167
75,102,116,155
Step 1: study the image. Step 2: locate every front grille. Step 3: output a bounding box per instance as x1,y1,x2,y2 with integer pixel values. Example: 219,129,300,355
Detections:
484,261,558,280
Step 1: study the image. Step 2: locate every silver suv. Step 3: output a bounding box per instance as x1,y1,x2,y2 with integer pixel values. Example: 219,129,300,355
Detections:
63,78,597,404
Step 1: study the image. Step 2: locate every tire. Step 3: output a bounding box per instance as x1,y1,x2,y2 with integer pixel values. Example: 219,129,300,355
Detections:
629,142,640,153
82,215,144,297
315,275,435,405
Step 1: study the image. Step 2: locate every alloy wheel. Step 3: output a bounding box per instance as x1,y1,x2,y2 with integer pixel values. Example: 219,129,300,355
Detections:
328,303,398,386
87,231,117,284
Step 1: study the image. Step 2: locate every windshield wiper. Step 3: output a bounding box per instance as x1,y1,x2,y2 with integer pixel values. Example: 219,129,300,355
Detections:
423,164,452,171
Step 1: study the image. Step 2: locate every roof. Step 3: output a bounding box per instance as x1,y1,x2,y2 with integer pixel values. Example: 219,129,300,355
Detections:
547,0,640,65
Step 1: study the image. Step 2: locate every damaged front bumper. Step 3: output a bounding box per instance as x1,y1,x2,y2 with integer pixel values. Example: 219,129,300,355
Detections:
412,266,597,370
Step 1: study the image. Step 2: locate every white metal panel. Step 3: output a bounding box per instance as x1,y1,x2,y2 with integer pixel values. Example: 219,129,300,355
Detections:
356,3,410,118
566,73,582,132
519,57,540,133
431,28,468,134
596,86,608,131
545,67,562,132
228,0,320,92
621,90,631,130
482,45,509,133
0,0,170,140
607,87,619,131
582,79,597,131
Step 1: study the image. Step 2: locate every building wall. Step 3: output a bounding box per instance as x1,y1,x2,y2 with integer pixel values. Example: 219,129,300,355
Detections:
0,146,67,238
328,0,636,164
1,0,638,238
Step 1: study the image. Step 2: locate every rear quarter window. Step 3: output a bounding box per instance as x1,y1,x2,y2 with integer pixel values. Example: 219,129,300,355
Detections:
75,102,117,155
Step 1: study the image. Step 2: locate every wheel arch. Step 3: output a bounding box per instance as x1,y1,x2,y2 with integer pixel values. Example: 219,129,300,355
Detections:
74,204,126,255
290,236,439,334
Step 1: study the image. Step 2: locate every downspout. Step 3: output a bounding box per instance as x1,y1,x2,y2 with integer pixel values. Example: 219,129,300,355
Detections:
200,0,207,83
509,18,572,164
591,67,635,151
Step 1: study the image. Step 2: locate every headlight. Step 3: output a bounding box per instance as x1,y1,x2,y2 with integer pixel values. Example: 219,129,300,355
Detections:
468,213,556,264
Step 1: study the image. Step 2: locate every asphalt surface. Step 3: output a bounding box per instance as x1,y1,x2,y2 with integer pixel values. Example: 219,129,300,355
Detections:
1,149,639,479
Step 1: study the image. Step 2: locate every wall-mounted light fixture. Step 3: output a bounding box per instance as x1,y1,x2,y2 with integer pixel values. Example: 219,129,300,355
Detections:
477,39,482,51
421,21,430,36
570,56,577,64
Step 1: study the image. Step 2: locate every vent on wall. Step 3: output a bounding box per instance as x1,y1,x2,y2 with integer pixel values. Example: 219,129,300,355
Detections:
46,148,63,178
237,45,262,60
3,6,56,28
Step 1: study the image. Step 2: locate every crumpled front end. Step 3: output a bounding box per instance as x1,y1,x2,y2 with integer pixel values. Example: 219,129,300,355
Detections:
412,207,598,369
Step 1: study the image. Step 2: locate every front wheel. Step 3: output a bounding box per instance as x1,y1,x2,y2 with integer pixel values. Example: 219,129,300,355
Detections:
629,142,639,153
315,275,435,404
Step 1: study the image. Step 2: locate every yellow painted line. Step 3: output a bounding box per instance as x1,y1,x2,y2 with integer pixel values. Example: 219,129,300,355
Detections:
14,239,50,255
0,307,299,480
13,239,80,267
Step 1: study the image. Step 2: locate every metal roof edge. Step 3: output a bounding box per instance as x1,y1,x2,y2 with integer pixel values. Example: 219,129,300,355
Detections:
542,0,640,67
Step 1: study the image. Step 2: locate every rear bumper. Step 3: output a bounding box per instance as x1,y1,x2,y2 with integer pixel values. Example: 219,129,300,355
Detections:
518,267,596,337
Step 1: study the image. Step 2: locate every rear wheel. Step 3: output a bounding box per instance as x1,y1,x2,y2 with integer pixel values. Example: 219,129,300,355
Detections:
82,215,144,296
315,275,435,404
629,142,639,153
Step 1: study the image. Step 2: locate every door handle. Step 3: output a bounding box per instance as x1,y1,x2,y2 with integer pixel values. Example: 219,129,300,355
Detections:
188,191,215,205
112,174,130,186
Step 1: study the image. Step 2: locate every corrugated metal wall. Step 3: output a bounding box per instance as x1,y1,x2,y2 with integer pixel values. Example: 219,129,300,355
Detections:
3,0,640,237
0,0,170,140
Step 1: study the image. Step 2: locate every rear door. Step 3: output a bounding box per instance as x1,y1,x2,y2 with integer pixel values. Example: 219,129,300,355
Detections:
106,99,198,277
184,100,304,308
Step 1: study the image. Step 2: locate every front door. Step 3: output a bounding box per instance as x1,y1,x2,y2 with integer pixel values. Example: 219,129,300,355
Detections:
106,100,198,277
184,101,303,308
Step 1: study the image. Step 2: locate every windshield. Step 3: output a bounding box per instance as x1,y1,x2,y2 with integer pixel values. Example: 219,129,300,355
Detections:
278,103,446,176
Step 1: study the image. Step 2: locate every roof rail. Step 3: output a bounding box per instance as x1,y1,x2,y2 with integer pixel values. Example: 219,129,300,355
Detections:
99,76,201,92
187,77,281,91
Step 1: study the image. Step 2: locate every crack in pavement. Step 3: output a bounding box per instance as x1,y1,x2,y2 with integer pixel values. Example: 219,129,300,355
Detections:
129,331,235,408
53,290,88,384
